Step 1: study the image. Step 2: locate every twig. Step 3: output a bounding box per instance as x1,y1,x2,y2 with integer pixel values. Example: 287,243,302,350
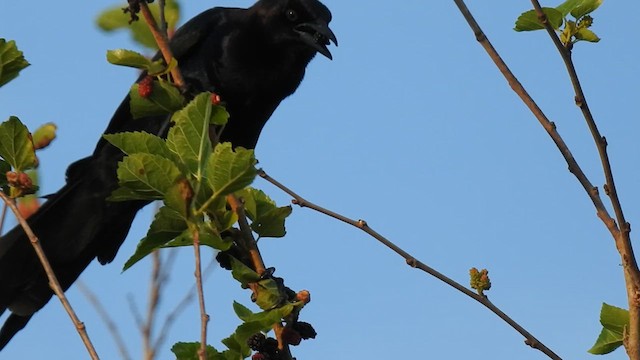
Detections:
137,2,208,356
192,228,209,360
127,293,145,333
530,2,640,358
0,192,100,359
227,195,266,275
258,169,562,360
77,281,132,360
138,1,185,89
154,257,218,352
143,251,163,360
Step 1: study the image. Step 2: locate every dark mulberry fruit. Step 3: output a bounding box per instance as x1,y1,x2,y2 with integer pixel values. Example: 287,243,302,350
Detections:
293,321,317,339
247,332,266,351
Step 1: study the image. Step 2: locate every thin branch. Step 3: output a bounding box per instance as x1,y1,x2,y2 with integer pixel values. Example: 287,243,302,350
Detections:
143,251,163,360
0,192,100,359
153,257,218,352
228,195,266,275
192,229,209,360
138,1,185,90
258,170,562,360
530,2,640,358
127,293,145,334
451,0,610,220
77,281,132,360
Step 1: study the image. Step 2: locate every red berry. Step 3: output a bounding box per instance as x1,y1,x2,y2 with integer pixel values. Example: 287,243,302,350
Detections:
6,171,18,185
138,76,154,98
296,290,311,304
211,92,222,105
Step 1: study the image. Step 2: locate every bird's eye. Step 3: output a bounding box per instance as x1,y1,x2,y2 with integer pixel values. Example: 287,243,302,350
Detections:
285,9,298,22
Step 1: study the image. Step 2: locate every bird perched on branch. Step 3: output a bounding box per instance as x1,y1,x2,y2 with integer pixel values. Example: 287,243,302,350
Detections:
0,0,336,349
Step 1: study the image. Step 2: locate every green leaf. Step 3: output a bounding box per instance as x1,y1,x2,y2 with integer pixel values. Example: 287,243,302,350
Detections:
224,304,295,359
107,49,171,76
171,342,223,360
165,225,232,251
230,256,261,285
560,20,576,45
601,303,629,334
31,123,57,150
571,0,603,18
206,143,257,198
164,178,194,217
251,206,292,238
575,28,600,42
514,8,564,31
107,49,152,69
254,278,287,310
123,206,187,270
0,39,30,87
588,328,623,354
240,188,292,238
210,105,230,126
103,131,173,158
96,0,181,50
588,303,629,355
242,304,294,327
556,0,584,16
221,335,245,356
114,153,182,200
129,79,185,119
0,117,37,171
166,93,217,176
148,57,175,77
233,301,254,322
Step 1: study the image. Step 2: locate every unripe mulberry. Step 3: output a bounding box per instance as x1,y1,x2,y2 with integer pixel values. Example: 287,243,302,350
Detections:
138,76,154,98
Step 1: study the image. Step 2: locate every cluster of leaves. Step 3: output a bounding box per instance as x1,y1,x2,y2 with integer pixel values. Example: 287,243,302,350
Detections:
101,2,312,357
0,39,56,201
107,51,298,358
515,0,602,45
172,302,299,360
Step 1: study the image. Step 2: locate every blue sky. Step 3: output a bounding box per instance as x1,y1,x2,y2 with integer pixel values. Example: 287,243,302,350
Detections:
1,0,638,359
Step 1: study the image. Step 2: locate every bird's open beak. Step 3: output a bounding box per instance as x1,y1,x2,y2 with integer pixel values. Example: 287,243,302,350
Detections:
294,21,338,60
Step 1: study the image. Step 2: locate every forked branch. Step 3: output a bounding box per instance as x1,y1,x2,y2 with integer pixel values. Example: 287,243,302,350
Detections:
530,1,640,358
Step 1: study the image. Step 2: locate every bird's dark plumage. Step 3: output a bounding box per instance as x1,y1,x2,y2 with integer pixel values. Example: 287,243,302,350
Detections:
0,0,335,349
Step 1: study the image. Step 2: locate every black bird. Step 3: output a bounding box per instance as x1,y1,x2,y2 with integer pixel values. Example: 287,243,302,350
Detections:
0,0,336,349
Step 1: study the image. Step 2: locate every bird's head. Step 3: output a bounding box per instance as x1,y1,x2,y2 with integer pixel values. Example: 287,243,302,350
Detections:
252,0,338,59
